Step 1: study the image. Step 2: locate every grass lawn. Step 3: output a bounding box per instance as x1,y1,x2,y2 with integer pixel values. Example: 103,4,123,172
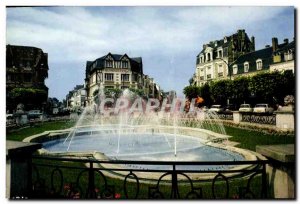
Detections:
7,120,294,199
224,125,294,151
6,120,75,141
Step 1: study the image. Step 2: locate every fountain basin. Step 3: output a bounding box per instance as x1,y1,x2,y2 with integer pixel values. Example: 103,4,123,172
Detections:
24,125,257,167
23,125,262,181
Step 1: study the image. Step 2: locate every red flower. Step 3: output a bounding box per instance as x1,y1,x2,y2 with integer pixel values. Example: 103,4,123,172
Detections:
114,193,121,199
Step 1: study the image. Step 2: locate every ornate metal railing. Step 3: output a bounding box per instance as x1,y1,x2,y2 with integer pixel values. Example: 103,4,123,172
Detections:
30,155,268,199
217,113,233,120
241,113,276,125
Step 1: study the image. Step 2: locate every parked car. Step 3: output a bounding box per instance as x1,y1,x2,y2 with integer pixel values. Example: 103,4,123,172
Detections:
208,105,224,113
253,104,274,114
239,104,253,113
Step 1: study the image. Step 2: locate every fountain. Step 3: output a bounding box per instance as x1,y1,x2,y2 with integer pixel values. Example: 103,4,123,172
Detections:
29,87,256,173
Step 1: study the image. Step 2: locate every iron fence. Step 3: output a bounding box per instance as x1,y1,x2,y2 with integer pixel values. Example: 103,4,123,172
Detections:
30,155,268,199
241,113,276,125
217,113,233,120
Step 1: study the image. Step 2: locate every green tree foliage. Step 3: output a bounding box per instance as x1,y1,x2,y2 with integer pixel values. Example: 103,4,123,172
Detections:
231,76,251,105
184,71,295,107
210,80,233,105
183,85,201,101
249,71,295,105
199,83,212,106
8,88,47,110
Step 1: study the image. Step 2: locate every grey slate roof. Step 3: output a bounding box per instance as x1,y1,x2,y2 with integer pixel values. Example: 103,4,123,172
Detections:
86,53,143,76
232,47,273,74
231,41,294,75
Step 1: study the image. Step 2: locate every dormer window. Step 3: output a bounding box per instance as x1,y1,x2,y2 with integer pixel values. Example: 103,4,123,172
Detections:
284,50,294,61
224,37,227,43
244,62,249,73
106,60,113,68
233,65,238,75
200,54,204,63
207,53,211,61
122,61,128,68
218,50,223,58
256,59,262,70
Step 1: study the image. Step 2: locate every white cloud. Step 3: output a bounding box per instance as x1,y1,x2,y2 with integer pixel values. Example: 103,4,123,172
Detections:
6,6,294,100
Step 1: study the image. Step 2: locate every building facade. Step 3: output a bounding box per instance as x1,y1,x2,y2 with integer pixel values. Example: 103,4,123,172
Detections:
270,38,295,73
6,45,49,112
85,53,160,105
193,30,255,86
66,85,87,111
230,37,295,78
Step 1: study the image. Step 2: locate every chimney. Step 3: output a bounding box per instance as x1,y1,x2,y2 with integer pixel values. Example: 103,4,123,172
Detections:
203,44,206,49
284,38,289,44
272,37,278,52
251,36,255,51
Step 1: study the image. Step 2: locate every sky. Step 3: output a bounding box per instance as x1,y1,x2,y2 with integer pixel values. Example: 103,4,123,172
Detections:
6,6,295,101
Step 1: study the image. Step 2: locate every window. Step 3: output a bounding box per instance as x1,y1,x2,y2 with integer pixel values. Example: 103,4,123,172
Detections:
218,64,223,72
256,59,262,70
233,65,238,75
121,86,129,89
200,55,204,63
121,74,130,82
207,53,211,61
284,50,294,61
105,86,114,90
96,72,103,82
218,64,223,77
244,62,249,73
218,50,223,58
106,60,113,68
105,73,114,81
132,74,139,82
207,74,212,79
200,76,204,80
122,61,128,68
207,66,211,70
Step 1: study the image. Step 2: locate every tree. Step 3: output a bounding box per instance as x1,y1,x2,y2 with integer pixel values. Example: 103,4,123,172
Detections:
231,76,251,105
9,88,47,111
199,83,212,106
183,85,201,101
210,80,232,105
